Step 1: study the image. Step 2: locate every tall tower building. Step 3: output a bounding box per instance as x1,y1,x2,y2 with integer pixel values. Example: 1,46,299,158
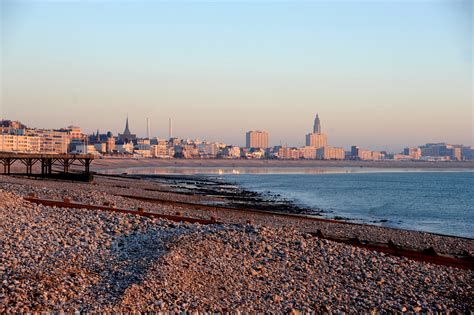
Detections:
313,114,321,134
306,113,327,148
246,130,269,149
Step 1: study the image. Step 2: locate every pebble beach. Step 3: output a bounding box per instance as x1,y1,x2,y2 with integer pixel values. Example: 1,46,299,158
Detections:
0,174,472,312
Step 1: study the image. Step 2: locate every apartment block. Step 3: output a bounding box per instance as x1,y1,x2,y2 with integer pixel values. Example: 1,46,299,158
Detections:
316,146,345,160
246,131,269,149
305,133,327,148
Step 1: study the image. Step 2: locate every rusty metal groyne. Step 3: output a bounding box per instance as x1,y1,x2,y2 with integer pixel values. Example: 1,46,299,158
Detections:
24,195,217,225
22,195,474,269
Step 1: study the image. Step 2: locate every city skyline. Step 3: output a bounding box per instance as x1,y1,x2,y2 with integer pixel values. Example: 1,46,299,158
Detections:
1,1,472,151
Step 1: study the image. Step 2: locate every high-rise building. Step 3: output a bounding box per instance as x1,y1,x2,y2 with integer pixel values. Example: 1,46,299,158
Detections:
313,114,321,134
305,133,327,148
246,130,269,149
306,114,327,148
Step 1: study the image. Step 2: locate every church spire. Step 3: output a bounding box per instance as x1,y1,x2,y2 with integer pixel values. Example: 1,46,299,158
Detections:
123,116,131,135
313,113,321,134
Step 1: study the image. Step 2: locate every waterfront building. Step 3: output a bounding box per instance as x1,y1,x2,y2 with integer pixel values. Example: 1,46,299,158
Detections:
242,147,266,159
299,146,317,159
305,114,328,148
305,133,328,148
151,142,174,158
350,146,381,160
60,126,84,141
24,129,71,153
116,141,134,153
403,147,422,160
316,146,345,160
198,142,219,158
93,143,106,153
246,131,269,149
106,137,116,153
460,146,474,160
74,144,97,154
0,134,41,152
278,147,301,160
420,143,462,161
220,146,241,159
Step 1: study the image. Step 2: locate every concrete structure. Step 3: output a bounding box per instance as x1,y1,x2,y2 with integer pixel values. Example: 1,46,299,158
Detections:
198,142,219,158
24,129,71,153
403,147,422,160
220,146,241,159
305,133,328,148
278,147,300,160
116,142,134,153
246,131,269,149
299,146,317,159
243,147,266,159
306,114,328,148
93,143,106,153
316,146,345,160
151,141,174,159
420,143,462,161
351,146,381,160
106,137,116,153
0,134,41,152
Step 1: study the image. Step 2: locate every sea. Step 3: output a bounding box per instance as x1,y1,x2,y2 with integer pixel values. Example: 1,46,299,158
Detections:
104,166,474,238
219,170,473,238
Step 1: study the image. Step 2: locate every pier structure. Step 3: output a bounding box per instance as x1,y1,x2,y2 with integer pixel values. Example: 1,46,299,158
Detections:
0,153,94,181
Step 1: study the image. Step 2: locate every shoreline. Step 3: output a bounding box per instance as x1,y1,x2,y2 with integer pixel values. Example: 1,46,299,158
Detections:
92,157,474,171
1,173,472,253
1,173,472,312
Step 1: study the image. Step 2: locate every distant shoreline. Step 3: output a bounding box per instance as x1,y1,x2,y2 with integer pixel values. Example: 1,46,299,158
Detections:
92,157,474,171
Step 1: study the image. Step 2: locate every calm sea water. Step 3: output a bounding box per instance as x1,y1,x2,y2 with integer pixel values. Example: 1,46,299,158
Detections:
220,171,474,238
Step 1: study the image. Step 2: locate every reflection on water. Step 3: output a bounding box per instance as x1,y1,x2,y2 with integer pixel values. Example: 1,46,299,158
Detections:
99,166,466,175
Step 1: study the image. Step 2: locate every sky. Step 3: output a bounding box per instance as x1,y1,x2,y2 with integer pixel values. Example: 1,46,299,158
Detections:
0,0,472,151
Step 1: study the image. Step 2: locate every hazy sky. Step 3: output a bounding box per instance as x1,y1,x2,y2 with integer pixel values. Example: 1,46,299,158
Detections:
1,0,472,151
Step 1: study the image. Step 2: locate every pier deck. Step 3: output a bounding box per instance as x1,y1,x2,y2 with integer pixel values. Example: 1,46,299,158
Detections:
0,153,94,181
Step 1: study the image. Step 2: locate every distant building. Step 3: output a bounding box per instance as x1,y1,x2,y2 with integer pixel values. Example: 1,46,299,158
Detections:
306,114,328,148
316,146,345,160
403,147,422,160
305,133,327,148
116,141,134,154
420,143,461,161
299,146,317,159
313,114,321,134
242,147,266,159
350,146,381,160
151,140,174,159
0,134,40,152
118,117,137,143
278,147,300,160
0,120,27,129
220,146,241,159
246,130,269,149
93,143,106,153
24,129,71,153
198,142,219,158
106,137,116,153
